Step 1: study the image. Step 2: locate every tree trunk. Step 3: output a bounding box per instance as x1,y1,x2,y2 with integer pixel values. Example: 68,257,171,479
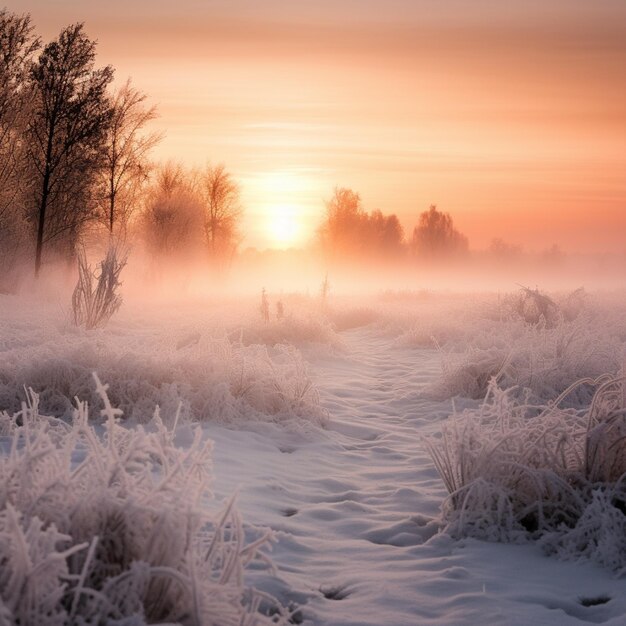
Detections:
109,176,115,233
35,124,55,278
34,169,50,277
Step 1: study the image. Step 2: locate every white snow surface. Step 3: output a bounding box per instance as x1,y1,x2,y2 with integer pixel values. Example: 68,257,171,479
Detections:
205,329,626,625
1,291,626,625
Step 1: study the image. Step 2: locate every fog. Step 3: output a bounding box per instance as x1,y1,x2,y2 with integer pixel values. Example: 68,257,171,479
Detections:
2,5,626,625
26,246,624,294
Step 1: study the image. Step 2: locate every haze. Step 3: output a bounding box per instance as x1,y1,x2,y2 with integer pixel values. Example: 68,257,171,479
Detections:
17,0,626,253
3,5,626,625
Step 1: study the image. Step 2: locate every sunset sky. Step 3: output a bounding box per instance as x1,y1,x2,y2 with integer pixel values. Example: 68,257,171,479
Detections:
15,0,626,252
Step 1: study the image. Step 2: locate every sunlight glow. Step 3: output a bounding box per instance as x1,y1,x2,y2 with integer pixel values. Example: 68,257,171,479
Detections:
258,170,310,196
266,204,301,247
244,169,317,249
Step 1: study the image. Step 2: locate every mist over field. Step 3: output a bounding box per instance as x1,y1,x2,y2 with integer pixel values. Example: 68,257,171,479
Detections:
1,3,626,625
2,266,625,624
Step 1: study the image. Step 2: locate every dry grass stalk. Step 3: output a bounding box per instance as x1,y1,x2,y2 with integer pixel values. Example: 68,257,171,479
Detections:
72,243,127,329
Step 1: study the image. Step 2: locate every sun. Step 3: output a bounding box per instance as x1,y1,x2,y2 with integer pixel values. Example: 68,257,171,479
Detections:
246,169,315,248
266,204,301,247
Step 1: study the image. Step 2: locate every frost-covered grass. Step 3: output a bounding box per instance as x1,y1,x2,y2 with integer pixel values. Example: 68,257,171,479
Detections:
1,287,626,623
409,291,626,406
429,314,622,404
425,374,626,574
236,312,341,350
0,331,327,428
0,294,328,428
0,374,289,625
199,292,343,350
391,294,488,348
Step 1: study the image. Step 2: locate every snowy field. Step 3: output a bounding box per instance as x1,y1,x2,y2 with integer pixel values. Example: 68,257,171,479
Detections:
1,287,625,625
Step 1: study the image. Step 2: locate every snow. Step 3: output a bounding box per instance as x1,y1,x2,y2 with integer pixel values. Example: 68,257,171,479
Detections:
204,328,626,625
1,289,625,624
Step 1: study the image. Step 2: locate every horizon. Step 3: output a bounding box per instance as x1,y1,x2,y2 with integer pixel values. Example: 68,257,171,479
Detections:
11,0,626,253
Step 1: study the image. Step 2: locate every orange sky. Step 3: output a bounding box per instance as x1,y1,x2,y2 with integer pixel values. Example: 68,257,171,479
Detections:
14,0,626,252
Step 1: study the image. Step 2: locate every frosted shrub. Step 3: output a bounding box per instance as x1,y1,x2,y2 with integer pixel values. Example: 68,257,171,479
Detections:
559,286,588,322
425,374,626,572
499,286,589,327
429,314,622,405
584,375,626,482
238,314,341,350
502,286,560,327
394,292,620,395
541,488,626,574
72,244,127,329
0,374,289,625
0,333,328,428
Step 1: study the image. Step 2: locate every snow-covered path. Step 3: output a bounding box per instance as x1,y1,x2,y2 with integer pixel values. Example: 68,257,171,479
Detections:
205,329,626,626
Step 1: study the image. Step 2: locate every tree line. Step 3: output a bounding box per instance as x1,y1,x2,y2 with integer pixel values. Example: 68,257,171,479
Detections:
4,9,541,291
318,187,469,263
0,10,242,289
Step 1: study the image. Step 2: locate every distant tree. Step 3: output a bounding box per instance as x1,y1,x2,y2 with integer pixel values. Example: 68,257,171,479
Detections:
25,23,114,275
139,163,204,260
199,164,242,266
411,205,468,259
540,243,564,266
321,187,366,257
101,79,161,237
488,238,523,262
369,209,405,257
0,10,39,285
320,187,404,261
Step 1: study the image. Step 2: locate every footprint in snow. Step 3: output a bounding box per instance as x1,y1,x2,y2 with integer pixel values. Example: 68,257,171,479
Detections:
579,595,611,607
281,507,299,517
320,584,352,601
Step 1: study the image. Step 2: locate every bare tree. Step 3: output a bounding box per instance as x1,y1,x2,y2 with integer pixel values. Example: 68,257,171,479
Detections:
25,23,113,275
101,79,161,237
139,163,204,260
320,187,366,258
411,205,468,259
199,164,242,266
369,209,405,257
319,187,405,261
0,10,39,285
0,10,38,213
